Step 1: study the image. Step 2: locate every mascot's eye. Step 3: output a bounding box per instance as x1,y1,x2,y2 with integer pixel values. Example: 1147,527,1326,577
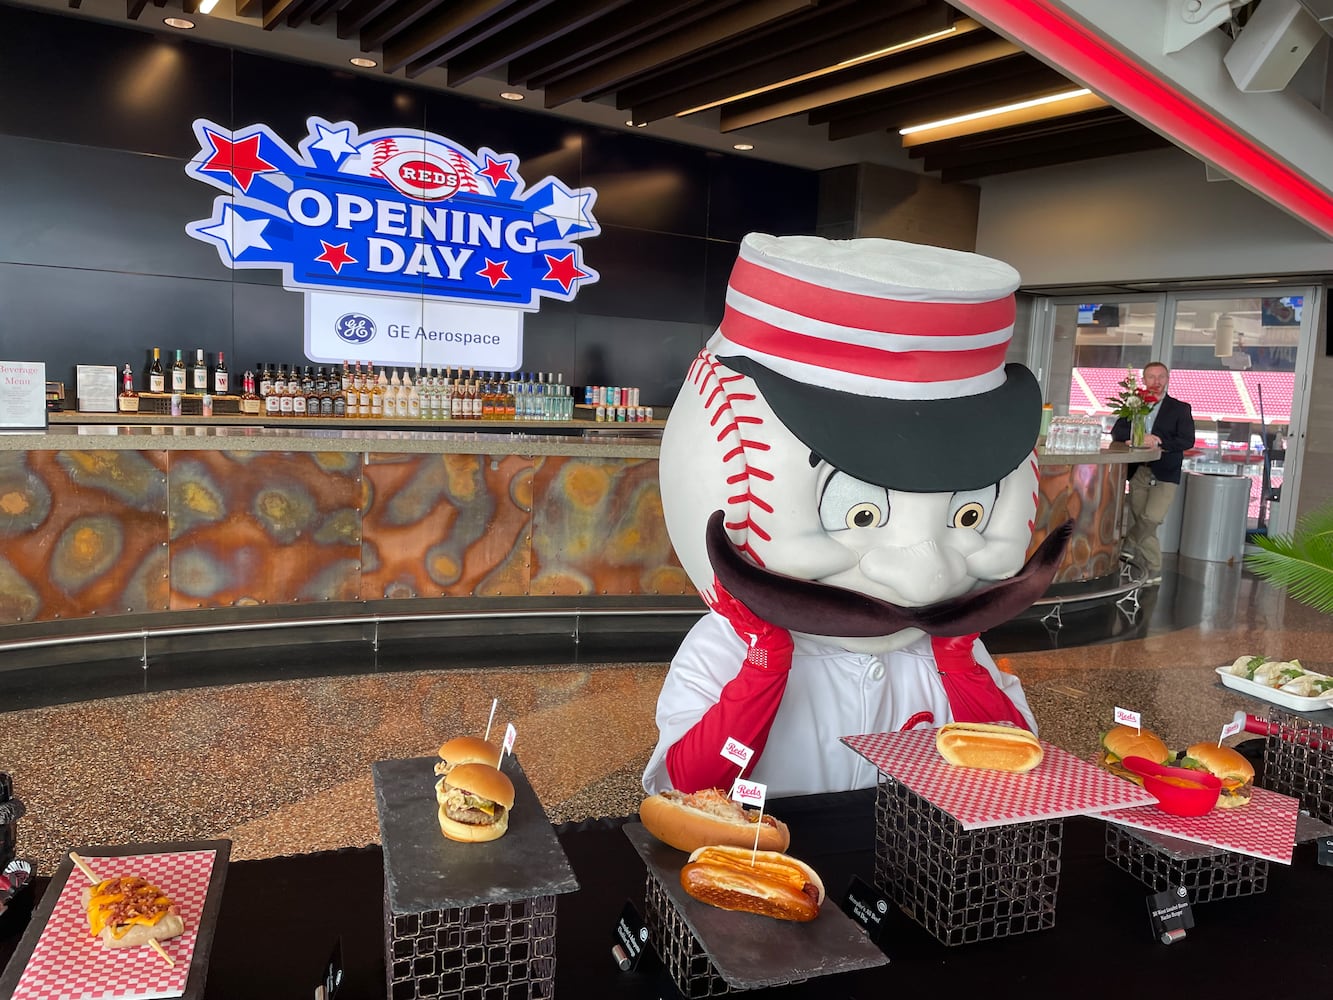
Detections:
819,473,889,531
947,486,997,532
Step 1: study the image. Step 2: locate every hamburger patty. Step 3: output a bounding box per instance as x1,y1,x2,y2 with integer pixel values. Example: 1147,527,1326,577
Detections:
443,786,504,826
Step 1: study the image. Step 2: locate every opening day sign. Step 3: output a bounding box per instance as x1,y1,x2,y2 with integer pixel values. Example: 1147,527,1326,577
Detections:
184,117,600,369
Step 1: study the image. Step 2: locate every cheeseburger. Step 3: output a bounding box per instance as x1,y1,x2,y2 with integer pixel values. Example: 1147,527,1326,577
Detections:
1100,725,1170,784
1179,743,1254,808
436,763,515,842
434,735,501,777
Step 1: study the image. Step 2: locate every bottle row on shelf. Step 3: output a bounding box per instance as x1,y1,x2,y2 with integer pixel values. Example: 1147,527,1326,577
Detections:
117,354,579,421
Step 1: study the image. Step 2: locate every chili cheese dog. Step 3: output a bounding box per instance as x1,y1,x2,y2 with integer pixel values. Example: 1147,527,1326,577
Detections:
935,722,1043,772
680,845,823,922
82,876,184,949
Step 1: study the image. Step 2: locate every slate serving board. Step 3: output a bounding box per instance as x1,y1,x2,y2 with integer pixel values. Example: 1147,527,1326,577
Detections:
624,822,888,989
373,756,578,914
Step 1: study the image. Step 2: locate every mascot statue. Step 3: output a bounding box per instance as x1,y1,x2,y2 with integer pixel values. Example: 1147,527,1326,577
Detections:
643,234,1070,797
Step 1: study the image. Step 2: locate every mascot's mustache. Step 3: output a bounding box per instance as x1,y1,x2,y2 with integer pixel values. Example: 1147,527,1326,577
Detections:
706,510,1073,639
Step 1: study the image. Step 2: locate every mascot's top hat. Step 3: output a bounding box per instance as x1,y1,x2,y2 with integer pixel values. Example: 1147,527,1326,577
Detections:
713,233,1041,493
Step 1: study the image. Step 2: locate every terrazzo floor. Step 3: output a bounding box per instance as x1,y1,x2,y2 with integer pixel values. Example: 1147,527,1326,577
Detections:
5,555,1331,875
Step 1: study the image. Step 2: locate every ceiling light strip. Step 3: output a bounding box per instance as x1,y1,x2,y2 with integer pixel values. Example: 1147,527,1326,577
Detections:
955,0,1333,238
899,87,1091,134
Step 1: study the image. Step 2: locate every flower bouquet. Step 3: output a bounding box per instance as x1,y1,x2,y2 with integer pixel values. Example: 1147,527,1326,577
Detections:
1106,369,1158,447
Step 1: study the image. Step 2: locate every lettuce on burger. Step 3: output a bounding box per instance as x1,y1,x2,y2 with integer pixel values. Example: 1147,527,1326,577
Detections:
1178,743,1254,809
1099,725,1170,785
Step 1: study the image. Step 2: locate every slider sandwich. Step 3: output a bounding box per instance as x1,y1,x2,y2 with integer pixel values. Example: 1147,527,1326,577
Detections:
1099,725,1170,785
1178,743,1254,808
436,763,515,842
434,735,501,777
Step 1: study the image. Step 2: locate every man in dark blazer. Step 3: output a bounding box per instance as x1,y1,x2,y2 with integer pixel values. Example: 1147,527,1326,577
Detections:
1111,362,1195,583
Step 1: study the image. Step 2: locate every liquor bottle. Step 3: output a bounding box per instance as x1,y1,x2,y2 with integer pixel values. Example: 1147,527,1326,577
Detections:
387,369,402,418
264,372,280,416
406,370,421,419
357,362,371,418
213,351,229,395
149,347,165,394
370,365,385,418
292,373,308,417
241,367,261,415
171,349,187,392
258,363,272,399
341,361,352,392
317,368,334,416
333,376,348,418
192,349,208,392
118,364,140,412
505,374,517,419
304,367,319,416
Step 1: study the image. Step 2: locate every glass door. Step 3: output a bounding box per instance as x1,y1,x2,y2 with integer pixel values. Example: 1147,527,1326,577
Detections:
1044,296,1164,418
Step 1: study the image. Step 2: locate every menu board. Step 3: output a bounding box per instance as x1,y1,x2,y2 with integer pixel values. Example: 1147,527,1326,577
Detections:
0,361,46,430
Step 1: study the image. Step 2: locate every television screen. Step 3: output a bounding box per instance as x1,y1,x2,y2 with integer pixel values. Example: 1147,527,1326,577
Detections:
1077,303,1120,327
1261,295,1302,327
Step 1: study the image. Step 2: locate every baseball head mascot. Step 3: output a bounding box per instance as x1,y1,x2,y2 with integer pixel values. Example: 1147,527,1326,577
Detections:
643,234,1070,797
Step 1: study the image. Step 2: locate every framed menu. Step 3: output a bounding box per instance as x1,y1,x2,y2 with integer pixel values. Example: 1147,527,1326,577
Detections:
0,361,47,431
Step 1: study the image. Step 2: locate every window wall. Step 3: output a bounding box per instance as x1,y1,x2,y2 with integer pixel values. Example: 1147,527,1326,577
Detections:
1033,286,1320,536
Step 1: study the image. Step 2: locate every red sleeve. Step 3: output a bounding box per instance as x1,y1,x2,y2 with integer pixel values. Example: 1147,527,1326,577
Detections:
664,582,793,792
664,650,791,793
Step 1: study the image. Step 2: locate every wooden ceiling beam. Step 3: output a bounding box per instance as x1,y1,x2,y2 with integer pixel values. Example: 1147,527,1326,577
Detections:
720,34,1019,131
540,0,816,107
508,0,709,88
309,0,353,26
263,0,311,30
444,0,631,86
381,0,517,74
282,0,330,29
126,0,149,17
823,66,1072,141
403,0,559,79
235,0,263,16
936,132,1171,183
336,0,397,39
905,107,1128,161
359,0,449,53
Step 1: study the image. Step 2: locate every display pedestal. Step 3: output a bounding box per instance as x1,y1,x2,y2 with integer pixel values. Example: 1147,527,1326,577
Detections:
1104,824,1268,903
373,757,578,1000
872,776,1062,946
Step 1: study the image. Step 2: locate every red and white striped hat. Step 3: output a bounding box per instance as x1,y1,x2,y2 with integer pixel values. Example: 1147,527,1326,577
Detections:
713,234,1041,492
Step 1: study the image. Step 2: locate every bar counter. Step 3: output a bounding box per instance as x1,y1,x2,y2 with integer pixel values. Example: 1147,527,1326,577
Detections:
0,424,1156,646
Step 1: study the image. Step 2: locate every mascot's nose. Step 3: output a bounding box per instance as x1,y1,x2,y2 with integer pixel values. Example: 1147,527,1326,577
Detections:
857,538,969,605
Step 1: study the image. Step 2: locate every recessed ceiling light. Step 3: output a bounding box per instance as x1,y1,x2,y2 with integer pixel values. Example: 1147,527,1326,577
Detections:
163,16,195,28
732,143,754,151
625,119,648,128
349,57,377,68
499,92,525,101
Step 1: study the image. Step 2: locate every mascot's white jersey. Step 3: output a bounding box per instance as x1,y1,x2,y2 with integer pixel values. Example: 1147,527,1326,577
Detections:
644,613,1035,796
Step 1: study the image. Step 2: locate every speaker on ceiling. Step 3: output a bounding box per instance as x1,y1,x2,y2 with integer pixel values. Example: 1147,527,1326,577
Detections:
1224,0,1325,93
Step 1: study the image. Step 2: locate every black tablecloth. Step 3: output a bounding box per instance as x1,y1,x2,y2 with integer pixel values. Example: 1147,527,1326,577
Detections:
1,787,1326,999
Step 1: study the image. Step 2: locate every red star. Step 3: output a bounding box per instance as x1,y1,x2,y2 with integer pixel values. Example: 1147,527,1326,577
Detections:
479,156,514,186
542,251,588,293
315,241,357,273
201,131,277,193
477,258,511,288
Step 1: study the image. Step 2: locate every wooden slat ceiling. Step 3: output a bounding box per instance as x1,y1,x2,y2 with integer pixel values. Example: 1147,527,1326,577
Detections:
110,0,1171,181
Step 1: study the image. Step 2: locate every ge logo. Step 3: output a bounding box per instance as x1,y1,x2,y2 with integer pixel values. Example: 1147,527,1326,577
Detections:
876,900,887,914
335,313,376,344
638,927,648,942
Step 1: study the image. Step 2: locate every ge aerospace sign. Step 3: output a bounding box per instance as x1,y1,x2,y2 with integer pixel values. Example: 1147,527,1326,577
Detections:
183,117,600,368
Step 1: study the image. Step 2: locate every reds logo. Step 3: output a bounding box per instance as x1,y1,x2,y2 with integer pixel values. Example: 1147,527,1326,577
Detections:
376,150,460,201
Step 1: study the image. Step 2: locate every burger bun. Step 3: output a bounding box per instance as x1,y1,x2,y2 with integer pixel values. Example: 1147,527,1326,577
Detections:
438,803,510,843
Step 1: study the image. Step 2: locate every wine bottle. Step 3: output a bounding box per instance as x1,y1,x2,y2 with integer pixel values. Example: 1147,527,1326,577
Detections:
213,351,229,395
171,350,187,392
192,349,208,392
149,347,165,393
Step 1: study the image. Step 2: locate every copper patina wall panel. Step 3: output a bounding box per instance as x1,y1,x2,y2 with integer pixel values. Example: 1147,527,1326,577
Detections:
1029,461,1125,584
529,456,690,597
167,450,362,610
0,450,170,622
360,452,533,599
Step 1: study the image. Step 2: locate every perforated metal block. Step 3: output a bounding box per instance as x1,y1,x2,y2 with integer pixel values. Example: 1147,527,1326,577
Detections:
873,775,1062,946
1104,823,1268,903
1261,709,1333,824
384,893,556,1000
643,874,730,998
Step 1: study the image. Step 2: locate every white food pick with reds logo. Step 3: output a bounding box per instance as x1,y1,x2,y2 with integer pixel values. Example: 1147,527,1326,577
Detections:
1114,706,1141,732
1218,716,1244,744
731,779,767,810
720,737,753,768
502,722,517,761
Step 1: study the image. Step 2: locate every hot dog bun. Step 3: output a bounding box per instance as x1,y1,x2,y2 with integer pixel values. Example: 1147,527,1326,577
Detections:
935,722,1043,772
98,914,185,949
639,788,790,854
680,845,823,922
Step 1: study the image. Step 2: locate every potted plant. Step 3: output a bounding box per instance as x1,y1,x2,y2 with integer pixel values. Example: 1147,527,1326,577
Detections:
1246,502,1333,613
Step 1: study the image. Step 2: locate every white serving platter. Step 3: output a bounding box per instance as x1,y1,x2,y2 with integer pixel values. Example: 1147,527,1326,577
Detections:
1215,665,1333,712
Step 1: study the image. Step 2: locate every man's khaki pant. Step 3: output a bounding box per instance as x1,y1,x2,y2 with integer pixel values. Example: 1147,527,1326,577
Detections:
1125,465,1177,575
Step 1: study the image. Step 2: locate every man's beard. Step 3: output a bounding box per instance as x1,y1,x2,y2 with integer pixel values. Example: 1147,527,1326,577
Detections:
706,510,1072,638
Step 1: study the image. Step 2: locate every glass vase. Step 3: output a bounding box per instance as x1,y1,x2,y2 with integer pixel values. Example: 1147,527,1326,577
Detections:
1131,412,1147,448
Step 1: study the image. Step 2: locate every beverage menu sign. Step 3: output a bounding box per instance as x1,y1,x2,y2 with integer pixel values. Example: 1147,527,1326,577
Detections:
0,361,47,430
184,117,600,369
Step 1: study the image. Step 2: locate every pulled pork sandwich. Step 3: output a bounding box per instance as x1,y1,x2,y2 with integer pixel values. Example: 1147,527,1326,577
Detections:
436,763,515,843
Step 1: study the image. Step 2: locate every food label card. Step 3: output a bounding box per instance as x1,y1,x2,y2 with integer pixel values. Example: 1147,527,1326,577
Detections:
13,851,216,1000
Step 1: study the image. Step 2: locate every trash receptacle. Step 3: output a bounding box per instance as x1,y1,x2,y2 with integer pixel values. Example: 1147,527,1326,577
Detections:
1158,474,1189,554
1179,471,1249,563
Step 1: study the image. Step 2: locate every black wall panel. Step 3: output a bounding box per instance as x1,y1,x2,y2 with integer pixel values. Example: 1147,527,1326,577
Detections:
0,5,818,401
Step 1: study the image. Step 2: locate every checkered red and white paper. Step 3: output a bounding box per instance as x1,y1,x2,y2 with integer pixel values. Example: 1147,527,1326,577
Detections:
842,729,1156,830
12,850,217,1000
1102,786,1299,864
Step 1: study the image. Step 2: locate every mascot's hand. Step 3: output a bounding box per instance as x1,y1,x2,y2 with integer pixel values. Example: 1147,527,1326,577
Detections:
710,580,793,670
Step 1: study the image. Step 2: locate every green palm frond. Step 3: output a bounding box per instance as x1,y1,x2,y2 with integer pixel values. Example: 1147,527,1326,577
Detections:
1245,503,1333,614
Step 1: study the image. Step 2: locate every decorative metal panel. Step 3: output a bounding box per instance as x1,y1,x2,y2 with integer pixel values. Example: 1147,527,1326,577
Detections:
1029,462,1124,584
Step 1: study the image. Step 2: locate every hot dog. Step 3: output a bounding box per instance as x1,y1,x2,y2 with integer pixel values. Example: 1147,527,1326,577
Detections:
935,722,1044,772
82,876,184,949
639,788,790,853
680,845,824,922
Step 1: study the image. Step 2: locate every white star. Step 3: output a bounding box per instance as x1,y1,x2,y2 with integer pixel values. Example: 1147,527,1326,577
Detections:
198,204,272,259
312,124,358,162
535,186,593,237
